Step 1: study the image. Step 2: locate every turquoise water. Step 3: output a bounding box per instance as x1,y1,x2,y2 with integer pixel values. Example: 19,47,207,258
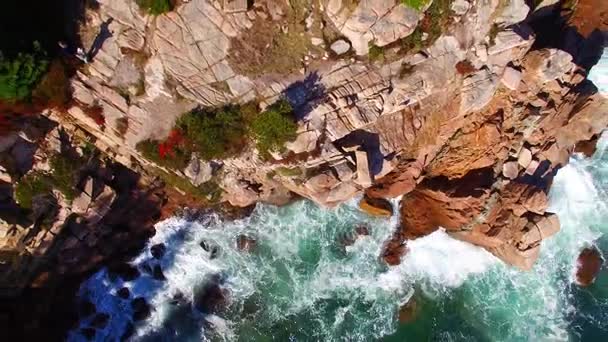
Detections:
70,135,608,341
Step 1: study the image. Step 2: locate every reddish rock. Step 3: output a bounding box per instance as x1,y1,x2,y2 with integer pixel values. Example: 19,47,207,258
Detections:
574,135,599,158
359,196,393,217
382,240,408,266
575,247,604,287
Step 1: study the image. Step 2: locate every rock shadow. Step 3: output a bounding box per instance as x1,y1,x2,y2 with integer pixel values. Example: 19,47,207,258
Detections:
334,129,384,176
282,72,326,121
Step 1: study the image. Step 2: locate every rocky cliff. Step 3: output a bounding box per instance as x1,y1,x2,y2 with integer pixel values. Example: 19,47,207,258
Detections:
1,0,607,337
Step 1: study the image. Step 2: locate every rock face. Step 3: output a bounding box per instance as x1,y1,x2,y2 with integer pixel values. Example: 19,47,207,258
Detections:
575,247,604,287
2,1,601,310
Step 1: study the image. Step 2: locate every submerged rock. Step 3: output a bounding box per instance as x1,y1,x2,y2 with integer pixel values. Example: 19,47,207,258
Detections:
90,312,109,329
109,263,140,282
382,240,408,266
194,274,229,314
398,297,418,323
236,235,256,252
131,297,151,321
575,247,604,287
150,243,166,259
117,287,130,299
153,264,166,281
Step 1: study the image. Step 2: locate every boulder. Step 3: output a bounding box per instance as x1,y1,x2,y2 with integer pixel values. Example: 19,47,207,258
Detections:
517,148,532,168
502,161,519,180
575,247,604,287
184,154,213,186
359,196,393,217
382,240,407,266
502,66,522,90
330,39,351,55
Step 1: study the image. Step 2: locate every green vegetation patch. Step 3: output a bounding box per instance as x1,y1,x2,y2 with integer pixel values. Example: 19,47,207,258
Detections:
0,42,49,101
275,166,303,177
401,0,430,11
251,99,298,157
14,172,53,209
399,0,453,54
136,0,172,15
14,152,83,209
368,43,385,62
49,153,83,201
152,167,223,203
137,99,298,168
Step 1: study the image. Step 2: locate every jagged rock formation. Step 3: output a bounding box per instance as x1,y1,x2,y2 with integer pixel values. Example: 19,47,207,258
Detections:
49,0,607,270
2,2,606,315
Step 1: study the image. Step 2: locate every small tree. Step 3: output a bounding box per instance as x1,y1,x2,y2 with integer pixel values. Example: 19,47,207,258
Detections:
251,99,298,157
0,42,48,101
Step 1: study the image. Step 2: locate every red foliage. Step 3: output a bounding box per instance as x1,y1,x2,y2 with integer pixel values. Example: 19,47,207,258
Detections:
158,129,184,159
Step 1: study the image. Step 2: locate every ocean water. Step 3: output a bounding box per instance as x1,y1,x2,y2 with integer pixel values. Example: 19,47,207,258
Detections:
69,135,608,341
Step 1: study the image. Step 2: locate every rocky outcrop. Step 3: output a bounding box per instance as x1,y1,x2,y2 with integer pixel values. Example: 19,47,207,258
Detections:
40,0,608,273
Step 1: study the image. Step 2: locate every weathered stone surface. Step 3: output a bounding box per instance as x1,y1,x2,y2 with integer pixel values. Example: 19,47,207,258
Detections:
184,155,213,186
359,196,393,217
496,0,530,26
502,161,519,179
502,66,522,90
330,39,351,55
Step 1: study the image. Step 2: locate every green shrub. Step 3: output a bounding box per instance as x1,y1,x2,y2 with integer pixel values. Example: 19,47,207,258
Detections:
136,0,172,15
250,99,298,157
401,0,430,10
0,42,49,101
275,166,303,177
368,43,385,62
398,0,452,53
177,104,253,160
49,153,83,201
14,172,53,209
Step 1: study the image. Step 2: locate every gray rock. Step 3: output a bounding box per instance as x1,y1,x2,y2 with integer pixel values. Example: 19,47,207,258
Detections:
184,154,213,186
330,39,351,55
451,0,470,15
501,66,522,90
496,0,530,26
